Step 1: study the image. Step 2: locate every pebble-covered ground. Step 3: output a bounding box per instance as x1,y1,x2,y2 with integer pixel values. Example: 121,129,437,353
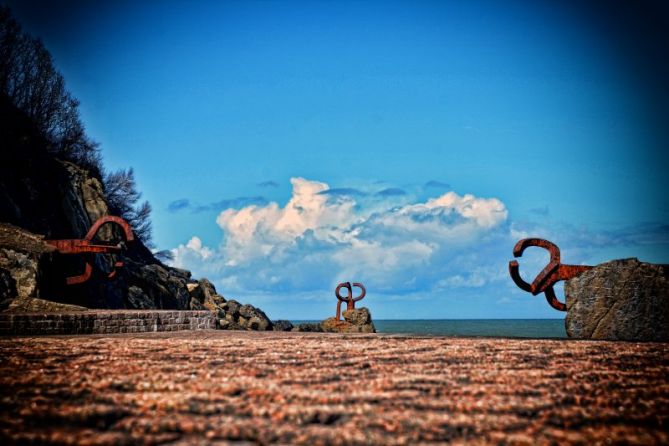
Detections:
0,331,667,445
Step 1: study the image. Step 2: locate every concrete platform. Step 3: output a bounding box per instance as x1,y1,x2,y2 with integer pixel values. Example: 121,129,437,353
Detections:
0,331,667,444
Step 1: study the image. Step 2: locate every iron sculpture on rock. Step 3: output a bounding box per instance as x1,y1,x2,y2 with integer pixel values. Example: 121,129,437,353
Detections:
45,216,134,285
509,238,592,311
335,281,366,320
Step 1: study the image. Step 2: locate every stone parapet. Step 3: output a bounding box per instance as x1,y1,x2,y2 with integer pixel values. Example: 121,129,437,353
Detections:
0,310,216,336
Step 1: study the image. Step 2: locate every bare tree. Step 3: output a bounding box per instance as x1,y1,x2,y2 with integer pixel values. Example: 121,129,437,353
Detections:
0,6,102,176
104,168,154,246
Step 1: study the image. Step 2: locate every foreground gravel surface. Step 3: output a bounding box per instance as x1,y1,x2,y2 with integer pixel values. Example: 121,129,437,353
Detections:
0,331,667,445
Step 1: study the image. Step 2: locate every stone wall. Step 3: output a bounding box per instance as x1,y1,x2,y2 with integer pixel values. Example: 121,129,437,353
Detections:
0,310,216,336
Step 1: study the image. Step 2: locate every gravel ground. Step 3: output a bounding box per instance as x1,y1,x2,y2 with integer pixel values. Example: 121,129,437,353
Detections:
0,330,667,445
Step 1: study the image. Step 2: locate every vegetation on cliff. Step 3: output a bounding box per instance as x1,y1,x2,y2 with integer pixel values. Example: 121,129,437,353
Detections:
0,7,277,327
0,5,156,249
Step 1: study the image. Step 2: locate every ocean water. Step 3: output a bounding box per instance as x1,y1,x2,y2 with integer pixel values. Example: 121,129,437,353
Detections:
292,319,567,338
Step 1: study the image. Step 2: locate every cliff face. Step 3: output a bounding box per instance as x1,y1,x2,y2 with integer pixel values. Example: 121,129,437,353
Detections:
0,97,220,316
0,95,192,310
0,96,276,330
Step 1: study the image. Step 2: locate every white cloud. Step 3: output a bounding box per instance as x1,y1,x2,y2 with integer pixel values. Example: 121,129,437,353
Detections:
170,177,515,298
171,236,214,265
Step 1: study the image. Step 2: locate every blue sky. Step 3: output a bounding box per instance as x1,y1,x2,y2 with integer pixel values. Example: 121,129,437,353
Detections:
7,0,669,319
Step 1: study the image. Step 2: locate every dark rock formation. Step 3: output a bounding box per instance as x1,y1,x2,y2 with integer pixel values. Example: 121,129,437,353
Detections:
187,279,224,311
214,299,273,331
319,308,376,333
292,322,324,332
1,95,104,240
0,268,15,310
565,258,669,341
0,224,53,309
121,260,191,310
239,304,273,330
272,320,294,331
5,297,87,313
0,94,273,330
0,96,190,310
0,246,40,302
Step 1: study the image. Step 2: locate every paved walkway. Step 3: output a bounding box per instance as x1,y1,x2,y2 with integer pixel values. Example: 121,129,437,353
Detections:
1,331,667,445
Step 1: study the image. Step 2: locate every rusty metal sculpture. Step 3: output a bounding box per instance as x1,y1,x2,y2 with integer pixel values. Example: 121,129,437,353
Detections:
335,282,366,320
45,216,134,285
509,238,592,311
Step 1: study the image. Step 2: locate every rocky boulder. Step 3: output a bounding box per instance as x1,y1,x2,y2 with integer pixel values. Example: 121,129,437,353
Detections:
0,248,40,302
272,320,294,331
565,258,669,341
239,304,272,330
121,260,191,310
0,224,54,310
292,322,324,333
320,307,376,333
0,268,15,310
187,278,224,311
5,297,87,313
185,284,274,331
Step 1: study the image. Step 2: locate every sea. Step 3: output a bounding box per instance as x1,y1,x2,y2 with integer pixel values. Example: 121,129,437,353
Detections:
291,319,567,338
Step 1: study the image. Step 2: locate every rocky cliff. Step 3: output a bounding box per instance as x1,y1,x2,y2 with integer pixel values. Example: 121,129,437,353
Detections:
0,96,273,330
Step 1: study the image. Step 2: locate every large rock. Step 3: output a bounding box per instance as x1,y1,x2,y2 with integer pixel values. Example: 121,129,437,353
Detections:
320,317,353,333
5,297,87,313
122,261,191,310
0,268,15,310
221,300,241,319
272,320,294,331
238,304,272,330
0,248,40,301
320,307,376,333
0,224,55,309
565,258,669,341
187,283,272,331
292,322,324,333
343,307,373,326
218,302,272,331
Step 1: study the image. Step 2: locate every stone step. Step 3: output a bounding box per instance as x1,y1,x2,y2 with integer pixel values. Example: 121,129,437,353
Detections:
0,310,216,336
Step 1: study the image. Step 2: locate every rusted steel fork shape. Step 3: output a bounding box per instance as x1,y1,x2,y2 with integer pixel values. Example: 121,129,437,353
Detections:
335,282,366,320
509,238,592,311
45,216,135,285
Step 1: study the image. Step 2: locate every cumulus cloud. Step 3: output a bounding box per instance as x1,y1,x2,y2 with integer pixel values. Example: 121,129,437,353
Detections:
167,177,669,320
171,177,513,297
